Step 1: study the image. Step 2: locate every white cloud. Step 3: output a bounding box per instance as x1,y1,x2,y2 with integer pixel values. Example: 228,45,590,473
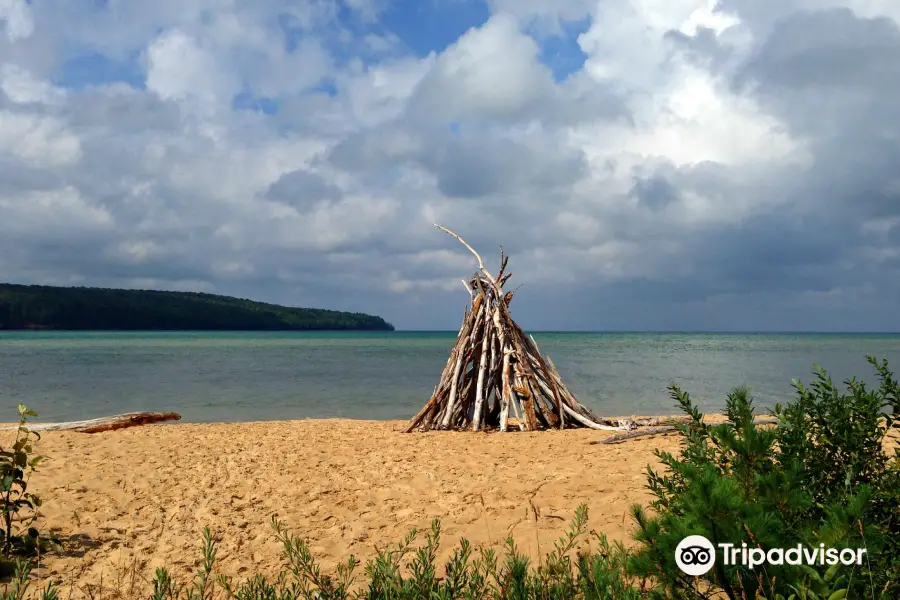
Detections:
0,65,66,104
0,187,112,236
339,56,434,128
146,29,238,109
409,13,557,123
0,111,81,166
343,0,388,23
486,0,596,34
0,0,33,42
0,0,898,329
572,66,807,169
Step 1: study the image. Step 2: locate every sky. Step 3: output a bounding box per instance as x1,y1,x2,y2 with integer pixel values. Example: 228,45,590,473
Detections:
1,0,900,331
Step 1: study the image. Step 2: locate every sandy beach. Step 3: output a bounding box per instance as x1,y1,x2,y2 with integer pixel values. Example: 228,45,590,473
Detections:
18,419,682,597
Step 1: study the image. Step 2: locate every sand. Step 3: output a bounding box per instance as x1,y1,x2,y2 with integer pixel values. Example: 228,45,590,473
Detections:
13,419,682,597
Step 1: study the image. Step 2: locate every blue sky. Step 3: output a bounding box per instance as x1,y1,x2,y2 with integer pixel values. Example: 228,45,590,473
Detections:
2,0,900,331
55,52,146,90
377,0,491,56
49,0,588,113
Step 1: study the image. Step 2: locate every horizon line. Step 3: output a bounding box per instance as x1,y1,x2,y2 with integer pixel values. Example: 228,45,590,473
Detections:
395,330,900,335
2,329,898,335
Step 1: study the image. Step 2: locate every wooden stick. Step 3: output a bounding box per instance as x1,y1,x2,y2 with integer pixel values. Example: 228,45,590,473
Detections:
7,412,181,433
490,306,514,432
519,334,566,427
472,314,493,431
499,352,512,431
544,354,603,421
561,404,629,431
441,341,468,428
616,415,693,428
496,247,509,281
439,297,483,428
522,349,624,431
406,325,467,431
405,395,440,432
434,225,501,294
507,327,555,428
526,362,575,429
589,425,678,444
510,388,524,426
590,417,779,445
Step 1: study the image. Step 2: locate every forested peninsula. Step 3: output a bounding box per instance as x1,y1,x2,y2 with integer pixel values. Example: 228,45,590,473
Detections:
0,284,394,331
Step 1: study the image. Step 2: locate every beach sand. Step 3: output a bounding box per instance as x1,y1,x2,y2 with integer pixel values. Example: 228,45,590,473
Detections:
18,419,682,597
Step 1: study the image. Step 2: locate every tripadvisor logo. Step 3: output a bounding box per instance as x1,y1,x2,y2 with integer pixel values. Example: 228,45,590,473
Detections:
675,536,717,576
675,535,867,576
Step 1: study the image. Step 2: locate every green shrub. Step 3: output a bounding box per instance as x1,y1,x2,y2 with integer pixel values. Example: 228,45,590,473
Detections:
0,560,58,600
627,355,899,599
0,405,46,563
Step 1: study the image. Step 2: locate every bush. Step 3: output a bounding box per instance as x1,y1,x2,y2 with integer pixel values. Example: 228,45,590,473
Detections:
628,355,899,599
0,405,47,566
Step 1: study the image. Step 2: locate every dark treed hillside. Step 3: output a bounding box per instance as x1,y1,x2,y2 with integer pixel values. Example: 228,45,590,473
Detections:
0,284,394,331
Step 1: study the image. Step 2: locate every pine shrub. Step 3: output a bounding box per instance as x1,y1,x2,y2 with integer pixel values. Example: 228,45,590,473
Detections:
628,356,899,599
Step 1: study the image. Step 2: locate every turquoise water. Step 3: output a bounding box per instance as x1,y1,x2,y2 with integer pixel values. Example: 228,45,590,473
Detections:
0,331,898,423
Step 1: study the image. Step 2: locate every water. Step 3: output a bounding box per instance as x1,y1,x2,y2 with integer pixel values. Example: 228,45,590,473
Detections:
0,331,898,423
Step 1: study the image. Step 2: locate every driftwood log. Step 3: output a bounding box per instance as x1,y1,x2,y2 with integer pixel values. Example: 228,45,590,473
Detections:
406,225,629,433
595,415,693,428
590,417,779,445
2,412,181,433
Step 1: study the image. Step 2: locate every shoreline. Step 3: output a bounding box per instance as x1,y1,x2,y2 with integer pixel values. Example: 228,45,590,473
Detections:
18,412,762,429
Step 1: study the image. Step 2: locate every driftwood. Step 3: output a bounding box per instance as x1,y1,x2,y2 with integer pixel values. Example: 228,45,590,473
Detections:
590,417,780,445
596,415,693,428
406,226,629,433
2,412,181,433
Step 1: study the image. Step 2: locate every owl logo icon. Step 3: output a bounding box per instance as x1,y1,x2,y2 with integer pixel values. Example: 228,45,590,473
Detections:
675,535,716,576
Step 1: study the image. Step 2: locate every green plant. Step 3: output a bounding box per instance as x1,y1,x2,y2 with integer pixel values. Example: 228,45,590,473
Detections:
150,528,218,600
757,563,850,600
145,506,642,600
0,560,58,600
0,405,44,559
627,356,899,599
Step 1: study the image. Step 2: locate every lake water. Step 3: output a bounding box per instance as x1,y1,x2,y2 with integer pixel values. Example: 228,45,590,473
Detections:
0,331,898,423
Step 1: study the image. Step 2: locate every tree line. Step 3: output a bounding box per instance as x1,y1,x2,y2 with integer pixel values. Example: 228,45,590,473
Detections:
0,283,394,331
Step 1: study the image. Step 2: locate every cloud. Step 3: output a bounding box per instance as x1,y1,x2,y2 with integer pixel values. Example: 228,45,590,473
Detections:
1,63,66,104
146,29,237,107
0,111,81,167
408,13,557,123
266,169,343,208
0,0,33,42
486,0,595,35
0,0,898,330
417,126,588,199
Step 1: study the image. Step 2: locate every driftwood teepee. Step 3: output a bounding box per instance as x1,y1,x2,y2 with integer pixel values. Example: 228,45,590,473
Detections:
405,226,630,433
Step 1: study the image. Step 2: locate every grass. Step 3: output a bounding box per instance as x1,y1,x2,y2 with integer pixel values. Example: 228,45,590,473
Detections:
3,506,643,600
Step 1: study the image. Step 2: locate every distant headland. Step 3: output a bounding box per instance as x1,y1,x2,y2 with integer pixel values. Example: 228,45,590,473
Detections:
0,283,394,331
